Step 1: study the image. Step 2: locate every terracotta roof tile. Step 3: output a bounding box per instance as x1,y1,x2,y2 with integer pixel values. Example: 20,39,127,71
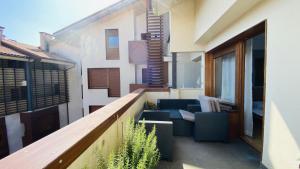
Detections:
1,39,74,63
0,44,26,57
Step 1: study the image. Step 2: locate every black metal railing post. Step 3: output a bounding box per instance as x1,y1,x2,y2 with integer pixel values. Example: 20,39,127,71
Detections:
25,61,33,111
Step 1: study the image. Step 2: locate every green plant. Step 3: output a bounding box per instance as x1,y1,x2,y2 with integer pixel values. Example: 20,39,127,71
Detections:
144,101,157,110
95,119,160,169
95,150,107,169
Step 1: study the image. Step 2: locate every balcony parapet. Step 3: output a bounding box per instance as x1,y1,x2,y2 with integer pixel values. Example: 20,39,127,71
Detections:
0,89,146,169
0,87,200,169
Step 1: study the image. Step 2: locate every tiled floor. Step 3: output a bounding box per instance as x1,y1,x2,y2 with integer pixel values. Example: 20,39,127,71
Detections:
157,137,262,169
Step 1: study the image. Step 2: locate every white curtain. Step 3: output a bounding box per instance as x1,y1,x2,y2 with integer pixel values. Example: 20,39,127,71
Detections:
244,39,253,137
221,53,236,103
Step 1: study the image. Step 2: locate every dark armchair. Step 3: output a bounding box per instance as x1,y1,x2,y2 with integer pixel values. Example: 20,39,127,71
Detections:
136,111,173,161
194,112,229,142
156,98,229,142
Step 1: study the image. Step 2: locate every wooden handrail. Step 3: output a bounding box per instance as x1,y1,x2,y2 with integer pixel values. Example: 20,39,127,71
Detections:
0,89,145,169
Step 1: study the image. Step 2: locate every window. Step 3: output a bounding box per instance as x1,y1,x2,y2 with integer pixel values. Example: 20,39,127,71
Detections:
0,59,27,116
0,60,68,116
31,62,68,109
10,87,27,101
88,68,120,97
142,68,148,84
215,52,236,103
108,37,119,48
10,88,18,101
54,84,60,95
105,29,119,60
176,53,202,88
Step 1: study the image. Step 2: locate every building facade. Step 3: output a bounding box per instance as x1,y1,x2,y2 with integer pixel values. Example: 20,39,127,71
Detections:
0,0,204,157
0,27,82,156
44,0,203,115
153,0,300,168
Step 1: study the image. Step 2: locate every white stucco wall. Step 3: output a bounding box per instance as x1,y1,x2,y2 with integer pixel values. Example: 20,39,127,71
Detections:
134,12,146,40
169,0,199,52
58,103,68,128
48,2,147,117
146,88,203,104
69,9,140,115
194,0,236,42
192,0,300,168
47,38,83,123
5,113,24,153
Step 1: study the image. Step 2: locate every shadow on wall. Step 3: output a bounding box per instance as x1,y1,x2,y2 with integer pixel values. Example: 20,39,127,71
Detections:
263,101,300,169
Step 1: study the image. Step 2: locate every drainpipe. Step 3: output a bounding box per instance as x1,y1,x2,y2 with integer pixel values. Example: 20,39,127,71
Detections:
25,60,33,111
0,26,4,45
172,52,177,89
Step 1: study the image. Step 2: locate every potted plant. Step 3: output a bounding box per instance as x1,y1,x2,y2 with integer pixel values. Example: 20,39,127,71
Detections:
93,120,160,169
144,101,157,110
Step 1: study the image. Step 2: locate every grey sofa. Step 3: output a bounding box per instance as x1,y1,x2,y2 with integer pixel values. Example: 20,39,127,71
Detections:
136,110,173,161
157,99,200,136
157,99,229,142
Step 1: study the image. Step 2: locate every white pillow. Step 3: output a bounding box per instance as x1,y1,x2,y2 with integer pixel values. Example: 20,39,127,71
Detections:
179,109,195,122
214,99,221,112
198,95,213,112
210,100,216,112
198,95,221,112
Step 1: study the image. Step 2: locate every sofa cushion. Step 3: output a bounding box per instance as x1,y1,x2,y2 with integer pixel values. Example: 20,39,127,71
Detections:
198,96,213,112
214,99,221,112
179,109,195,122
198,95,221,112
158,99,200,110
162,109,182,119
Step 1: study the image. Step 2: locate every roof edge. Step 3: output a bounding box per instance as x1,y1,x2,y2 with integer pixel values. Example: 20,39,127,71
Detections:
53,0,137,36
1,40,75,64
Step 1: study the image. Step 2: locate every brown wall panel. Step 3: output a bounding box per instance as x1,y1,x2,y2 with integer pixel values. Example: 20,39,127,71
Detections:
88,68,120,97
88,69,108,89
20,106,60,146
108,68,120,97
89,105,104,114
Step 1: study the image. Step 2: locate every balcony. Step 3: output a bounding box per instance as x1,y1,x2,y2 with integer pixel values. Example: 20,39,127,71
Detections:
0,88,261,169
128,40,147,64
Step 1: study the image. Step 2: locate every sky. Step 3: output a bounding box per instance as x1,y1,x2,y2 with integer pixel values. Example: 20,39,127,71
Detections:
0,0,120,46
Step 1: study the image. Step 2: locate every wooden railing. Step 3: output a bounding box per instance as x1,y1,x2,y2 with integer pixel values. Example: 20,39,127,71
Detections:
0,87,198,169
0,89,146,169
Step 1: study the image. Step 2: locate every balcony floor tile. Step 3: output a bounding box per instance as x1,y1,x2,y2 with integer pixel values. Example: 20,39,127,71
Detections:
157,137,261,169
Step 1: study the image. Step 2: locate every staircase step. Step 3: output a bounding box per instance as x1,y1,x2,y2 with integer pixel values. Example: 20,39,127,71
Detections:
149,79,164,82
146,9,164,87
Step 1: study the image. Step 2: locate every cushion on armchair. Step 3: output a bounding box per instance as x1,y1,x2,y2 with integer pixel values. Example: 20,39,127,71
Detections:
187,104,202,113
198,95,221,112
179,109,195,122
